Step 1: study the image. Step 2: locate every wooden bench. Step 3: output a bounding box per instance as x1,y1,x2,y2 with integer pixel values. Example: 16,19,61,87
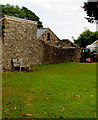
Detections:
12,59,30,71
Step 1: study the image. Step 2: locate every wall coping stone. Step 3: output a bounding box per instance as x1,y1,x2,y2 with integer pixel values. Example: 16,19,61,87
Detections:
3,15,37,24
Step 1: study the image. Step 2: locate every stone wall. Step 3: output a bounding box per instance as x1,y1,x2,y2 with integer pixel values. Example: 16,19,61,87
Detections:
2,16,80,71
40,41,80,64
2,16,38,71
57,39,78,47
0,38,2,71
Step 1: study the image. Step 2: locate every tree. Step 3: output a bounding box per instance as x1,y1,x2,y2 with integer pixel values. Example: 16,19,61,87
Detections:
82,2,98,23
74,30,98,48
0,4,43,28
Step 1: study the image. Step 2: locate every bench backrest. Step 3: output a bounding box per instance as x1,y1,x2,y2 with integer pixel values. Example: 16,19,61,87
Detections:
12,59,23,67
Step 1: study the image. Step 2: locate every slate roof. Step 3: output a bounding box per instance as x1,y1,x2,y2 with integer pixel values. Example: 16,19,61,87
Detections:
37,28,48,38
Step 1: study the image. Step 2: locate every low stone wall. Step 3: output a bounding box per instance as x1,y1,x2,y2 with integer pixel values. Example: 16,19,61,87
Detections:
40,41,80,64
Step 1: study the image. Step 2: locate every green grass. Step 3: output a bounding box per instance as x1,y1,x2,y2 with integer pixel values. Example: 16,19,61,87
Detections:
2,62,96,118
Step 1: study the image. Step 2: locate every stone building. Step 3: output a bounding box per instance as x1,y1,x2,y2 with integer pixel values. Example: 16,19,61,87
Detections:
37,28,60,46
2,15,38,71
1,15,80,71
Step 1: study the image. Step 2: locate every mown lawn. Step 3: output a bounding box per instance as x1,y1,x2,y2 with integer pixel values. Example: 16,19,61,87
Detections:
2,62,96,118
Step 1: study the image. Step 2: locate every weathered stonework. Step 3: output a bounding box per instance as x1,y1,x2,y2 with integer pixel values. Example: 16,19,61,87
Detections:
57,39,78,47
40,41,80,64
0,38,2,71
37,28,60,46
2,16,37,71
1,15,80,71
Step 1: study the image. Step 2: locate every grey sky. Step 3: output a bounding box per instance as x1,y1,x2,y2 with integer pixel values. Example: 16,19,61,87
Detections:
0,0,96,41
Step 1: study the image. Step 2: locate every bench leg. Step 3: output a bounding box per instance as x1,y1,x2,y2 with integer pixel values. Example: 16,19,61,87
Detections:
20,67,21,72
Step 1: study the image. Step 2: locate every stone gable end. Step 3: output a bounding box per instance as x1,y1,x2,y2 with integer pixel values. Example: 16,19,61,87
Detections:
37,28,60,46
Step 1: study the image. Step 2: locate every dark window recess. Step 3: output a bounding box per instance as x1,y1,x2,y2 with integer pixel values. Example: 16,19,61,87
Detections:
47,33,50,40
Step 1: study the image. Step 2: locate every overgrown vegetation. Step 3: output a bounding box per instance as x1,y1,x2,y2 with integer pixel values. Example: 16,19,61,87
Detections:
2,63,96,118
74,30,98,48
